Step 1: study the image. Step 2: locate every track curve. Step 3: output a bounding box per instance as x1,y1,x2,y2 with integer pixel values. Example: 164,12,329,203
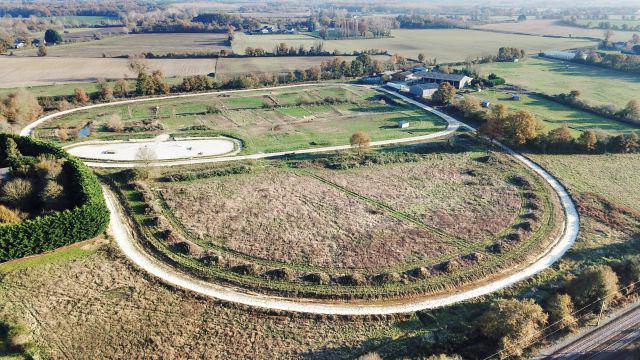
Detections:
22,84,579,315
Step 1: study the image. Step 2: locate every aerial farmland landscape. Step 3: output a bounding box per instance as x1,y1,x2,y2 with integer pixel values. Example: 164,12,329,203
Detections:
0,1,640,359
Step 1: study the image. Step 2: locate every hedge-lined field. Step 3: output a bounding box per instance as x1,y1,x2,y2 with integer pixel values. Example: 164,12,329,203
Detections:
0,134,109,262
32,85,447,155
115,138,563,300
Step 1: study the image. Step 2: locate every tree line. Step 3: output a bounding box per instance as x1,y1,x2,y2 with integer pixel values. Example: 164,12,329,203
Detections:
428,84,640,155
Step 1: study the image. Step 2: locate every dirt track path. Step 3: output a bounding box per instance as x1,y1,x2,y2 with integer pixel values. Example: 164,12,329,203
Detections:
22,85,580,315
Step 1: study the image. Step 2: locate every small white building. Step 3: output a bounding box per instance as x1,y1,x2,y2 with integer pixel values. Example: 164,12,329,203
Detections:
398,120,410,129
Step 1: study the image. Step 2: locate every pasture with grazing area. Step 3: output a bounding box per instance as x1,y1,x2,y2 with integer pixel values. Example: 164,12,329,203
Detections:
531,153,640,212
32,85,448,155
473,89,638,135
474,57,640,108
231,29,594,62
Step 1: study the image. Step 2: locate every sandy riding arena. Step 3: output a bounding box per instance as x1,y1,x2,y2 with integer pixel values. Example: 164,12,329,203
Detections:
65,136,240,162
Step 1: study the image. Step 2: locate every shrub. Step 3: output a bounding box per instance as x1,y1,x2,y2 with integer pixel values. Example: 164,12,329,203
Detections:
1,178,33,209
303,272,330,285
372,272,401,284
34,154,64,180
406,267,430,279
163,165,251,182
615,257,640,294
172,240,203,257
565,265,619,312
546,293,578,333
231,263,260,276
480,298,548,359
200,251,223,266
105,114,124,132
337,273,366,286
0,204,21,224
264,267,295,281
40,180,64,208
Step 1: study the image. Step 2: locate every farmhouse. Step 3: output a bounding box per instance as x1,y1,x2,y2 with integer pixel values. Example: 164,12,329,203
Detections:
411,72,473,89
409,83,439,98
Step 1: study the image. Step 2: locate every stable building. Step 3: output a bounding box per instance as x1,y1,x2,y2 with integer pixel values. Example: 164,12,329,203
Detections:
409,83,439,99
411,72,473,89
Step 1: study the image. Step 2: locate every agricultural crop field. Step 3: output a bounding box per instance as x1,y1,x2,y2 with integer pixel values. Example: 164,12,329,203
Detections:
0,57,217,88
473,19,632,41
473,89,638,135
231,29,594,62
0,56,375,88
474,57,640,108
120,138,563,300
33,85,447,155
13,33,231,58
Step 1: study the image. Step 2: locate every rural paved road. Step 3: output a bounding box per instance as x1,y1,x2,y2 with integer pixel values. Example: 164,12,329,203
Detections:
537,302,640,360
23,84,580,315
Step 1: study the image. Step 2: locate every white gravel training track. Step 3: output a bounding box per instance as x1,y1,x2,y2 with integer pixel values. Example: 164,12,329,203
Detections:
23,84,580,315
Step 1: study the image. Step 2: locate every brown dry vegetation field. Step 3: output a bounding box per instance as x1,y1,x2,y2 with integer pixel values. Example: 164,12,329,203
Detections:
0,57,218,88
0,238,401,359
141,143,562,301
160,167,453,269
12,33,231,58
316,153,521,243
473,19,633,42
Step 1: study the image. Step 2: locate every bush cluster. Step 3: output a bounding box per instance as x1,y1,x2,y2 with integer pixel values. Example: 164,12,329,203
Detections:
0,134,109,261
162,165,251,182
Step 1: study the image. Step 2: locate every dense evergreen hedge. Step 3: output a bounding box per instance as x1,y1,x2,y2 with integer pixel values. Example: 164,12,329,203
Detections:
0,134,109,261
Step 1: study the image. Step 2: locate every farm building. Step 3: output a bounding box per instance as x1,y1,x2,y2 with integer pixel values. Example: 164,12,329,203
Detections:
511,94,521,101
398,120,410,128
361,76,383,85
409,83,439,98
385,81,410,92
411,72,473,89
542,51,576,61
481,101,491,108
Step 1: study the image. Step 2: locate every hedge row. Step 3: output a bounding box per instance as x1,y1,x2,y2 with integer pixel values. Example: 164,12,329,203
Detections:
0,134,110,261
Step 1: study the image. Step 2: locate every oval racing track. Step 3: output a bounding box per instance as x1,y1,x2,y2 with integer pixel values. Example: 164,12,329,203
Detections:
23,84,580,315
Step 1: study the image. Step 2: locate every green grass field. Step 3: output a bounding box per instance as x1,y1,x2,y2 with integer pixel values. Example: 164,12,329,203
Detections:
475,89,638,135
232,29,594,62
574,19,640,29
33,85,447,154
474,57,640,108
530,153,640,212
